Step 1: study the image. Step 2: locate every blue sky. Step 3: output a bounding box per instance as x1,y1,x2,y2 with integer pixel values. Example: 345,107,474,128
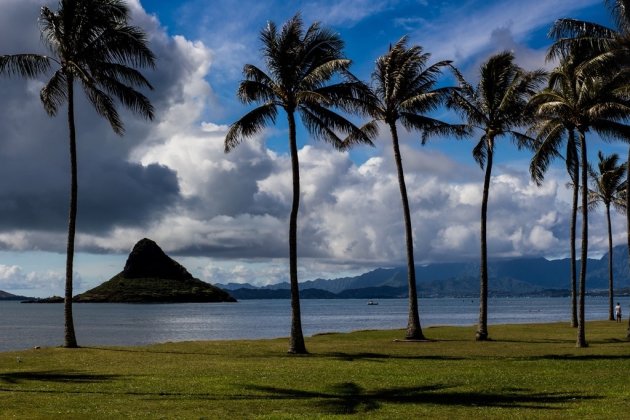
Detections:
0,0,627,297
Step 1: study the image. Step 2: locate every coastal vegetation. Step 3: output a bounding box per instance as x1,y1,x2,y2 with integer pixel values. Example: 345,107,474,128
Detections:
2,0,630,351
1,322,628,418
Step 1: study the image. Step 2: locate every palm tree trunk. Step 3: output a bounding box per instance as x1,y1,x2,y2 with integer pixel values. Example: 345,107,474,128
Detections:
606,204,614,321
64,75,78,348
477,137,493,341
389,123,424,340
287,111,306,354
577,130,588,348
570,163,579,328
627,147,630,338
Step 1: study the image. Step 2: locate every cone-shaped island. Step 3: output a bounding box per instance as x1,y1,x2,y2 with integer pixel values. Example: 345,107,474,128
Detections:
75,238,236,303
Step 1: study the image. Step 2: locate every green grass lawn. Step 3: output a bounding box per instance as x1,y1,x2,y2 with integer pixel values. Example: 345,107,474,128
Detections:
1,321,629,419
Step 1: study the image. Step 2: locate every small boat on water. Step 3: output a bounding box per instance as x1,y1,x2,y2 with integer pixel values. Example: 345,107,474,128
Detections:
367,300,378,306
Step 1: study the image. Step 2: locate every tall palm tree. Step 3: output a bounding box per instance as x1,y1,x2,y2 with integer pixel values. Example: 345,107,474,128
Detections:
529,54,586,329
549,0,630,338
587,151,626,320
225,14,374,354
527,64,630,347
449,52,545,341
0,0,155,348
359,37,462,340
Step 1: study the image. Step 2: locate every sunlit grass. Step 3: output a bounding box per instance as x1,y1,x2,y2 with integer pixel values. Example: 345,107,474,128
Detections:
1,321,629,418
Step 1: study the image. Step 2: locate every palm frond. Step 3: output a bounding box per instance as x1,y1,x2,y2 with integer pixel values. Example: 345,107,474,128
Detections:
225,103,278,152
299,102,374,149
81,80,124,135
0,54,52,77
96,74,154,120
39,69,67,116
473,136,488,169
529,123,566,185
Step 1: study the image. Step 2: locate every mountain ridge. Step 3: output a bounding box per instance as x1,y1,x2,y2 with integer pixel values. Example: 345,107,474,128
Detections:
219,245,630,298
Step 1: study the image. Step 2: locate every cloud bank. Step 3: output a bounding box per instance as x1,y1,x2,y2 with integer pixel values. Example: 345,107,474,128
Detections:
0,0,625,294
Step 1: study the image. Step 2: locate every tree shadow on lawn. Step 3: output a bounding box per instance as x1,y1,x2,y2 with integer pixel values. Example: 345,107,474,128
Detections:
317,352,465,362
0,370,121,385
520,354,630,361
247,382,598,415
81,346,216,357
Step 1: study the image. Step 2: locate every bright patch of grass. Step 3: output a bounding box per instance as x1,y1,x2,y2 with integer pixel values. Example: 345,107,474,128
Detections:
1,321,629,418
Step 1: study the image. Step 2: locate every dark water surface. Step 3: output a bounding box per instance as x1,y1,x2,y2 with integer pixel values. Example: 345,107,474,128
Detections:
1,297,627,352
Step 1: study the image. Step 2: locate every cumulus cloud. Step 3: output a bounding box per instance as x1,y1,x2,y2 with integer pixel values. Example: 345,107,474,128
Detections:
0,264,81,292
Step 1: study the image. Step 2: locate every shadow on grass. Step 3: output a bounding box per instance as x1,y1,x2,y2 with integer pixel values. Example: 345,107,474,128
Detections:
0,370,121,385
490,338,577,344
520,354,630,361
318,352,464,362
80,346,213,356
247,382,598,415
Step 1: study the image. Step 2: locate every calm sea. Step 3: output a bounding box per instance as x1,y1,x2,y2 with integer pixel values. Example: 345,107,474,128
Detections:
1,297,628,352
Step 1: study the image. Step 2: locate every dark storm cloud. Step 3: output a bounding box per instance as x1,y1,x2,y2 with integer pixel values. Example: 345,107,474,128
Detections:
0,0,186,242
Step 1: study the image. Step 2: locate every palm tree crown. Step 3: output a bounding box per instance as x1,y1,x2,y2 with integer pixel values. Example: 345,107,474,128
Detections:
225,14,373,354
588,151,627,211
450,52,546,165
1,0,155,131
225,14,374,152
368,36,459,137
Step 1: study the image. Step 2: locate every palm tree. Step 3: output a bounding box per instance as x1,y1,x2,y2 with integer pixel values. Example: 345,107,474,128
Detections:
449,52,545,341
549,0,630,338
0,0,155,348
359,37,463,340
529,54,586,329
587,151,626,320
225,14,374,354
527,64,630,347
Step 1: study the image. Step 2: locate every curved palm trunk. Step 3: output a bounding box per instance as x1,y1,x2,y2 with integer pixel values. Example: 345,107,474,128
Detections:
606,203,614,321
577,130,588,348
569,163,579,328
389,123,424,340
477,138,493,341
64,75,78,348
287,111,307,354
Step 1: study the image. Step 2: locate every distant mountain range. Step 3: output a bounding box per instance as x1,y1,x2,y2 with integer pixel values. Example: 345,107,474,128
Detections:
219,245,630,299
3,245,630,301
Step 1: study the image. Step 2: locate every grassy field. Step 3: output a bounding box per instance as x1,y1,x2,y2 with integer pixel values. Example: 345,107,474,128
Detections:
1,321,629,419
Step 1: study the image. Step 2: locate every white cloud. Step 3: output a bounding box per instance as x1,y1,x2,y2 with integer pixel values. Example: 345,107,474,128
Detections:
0,264,80,292
303,0,393,26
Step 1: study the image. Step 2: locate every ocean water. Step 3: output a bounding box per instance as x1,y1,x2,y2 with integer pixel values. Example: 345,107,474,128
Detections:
0,296,627,352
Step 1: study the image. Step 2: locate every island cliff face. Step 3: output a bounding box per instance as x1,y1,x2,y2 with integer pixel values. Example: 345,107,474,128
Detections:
75,238,236,303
